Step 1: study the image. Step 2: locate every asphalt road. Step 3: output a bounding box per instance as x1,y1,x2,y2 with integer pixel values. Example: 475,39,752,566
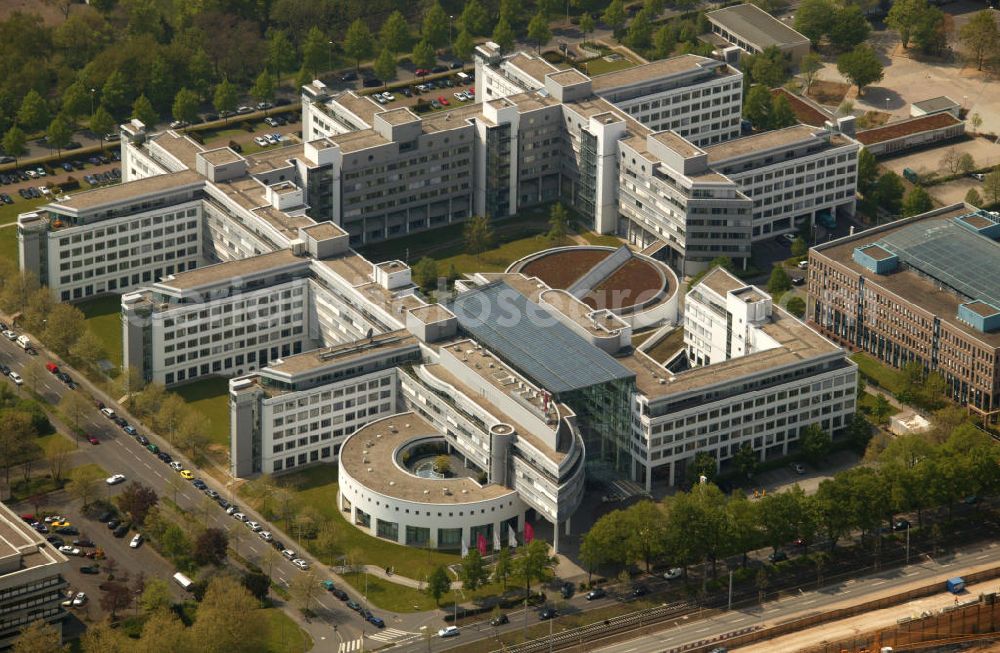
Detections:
0,330,373,651
592,541,1000,653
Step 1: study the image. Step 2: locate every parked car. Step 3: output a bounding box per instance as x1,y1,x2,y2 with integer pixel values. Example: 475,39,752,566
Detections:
87,436,100,445
560,582,574,599
55,526,79,535
236,106,253,114
538,608,557,620
893,519,911,531
105,474,126,485
58,545,81,556
631,585,648,597
438,626,459,638
663,567,684,580
113,524,129,538
73,539,95,548
768,550,788,563
368,615,385,628
129,534,143,549
292,559,310,570
72,592,87,606
490,613,509,626
346,600,361,612
80,565,100,574
332,588,349,600
585,587,606,600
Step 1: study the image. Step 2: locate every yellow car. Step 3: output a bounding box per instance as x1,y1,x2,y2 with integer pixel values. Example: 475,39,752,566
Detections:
180,470,194,480
50,520,71,528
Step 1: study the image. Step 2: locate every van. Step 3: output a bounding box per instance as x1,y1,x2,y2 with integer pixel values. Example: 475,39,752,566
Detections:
15,335,30,350
173,572,194,591
100,407,116,419
456,72,470,82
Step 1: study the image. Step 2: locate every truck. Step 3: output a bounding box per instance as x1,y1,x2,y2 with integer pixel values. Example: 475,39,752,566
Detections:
903,168,920,184
173,572,194,591
15,335,30,350
946,577,965,594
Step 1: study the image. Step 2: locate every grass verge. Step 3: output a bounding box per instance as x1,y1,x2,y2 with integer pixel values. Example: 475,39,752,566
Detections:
642,328,684,364
239,465,459,579
173,377,231,449
340,572,510,613
263,607,313,653
859,391,900,417
850,352,906,395
0,196,47,225
78,295,123,371
0,226,18,266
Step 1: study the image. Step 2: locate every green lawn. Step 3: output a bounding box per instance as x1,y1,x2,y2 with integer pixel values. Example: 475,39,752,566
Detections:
77,295,123,371
173,377,231,448
577,229,624,247
339,572,511,613
0,226,18,267
859,391,900,417
262,608,313,653
851,352,906,395
240,464,460,579
0,196,46,225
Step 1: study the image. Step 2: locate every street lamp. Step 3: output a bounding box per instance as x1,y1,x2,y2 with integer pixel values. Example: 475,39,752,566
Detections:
328,41,334,77
90,88,96,116
449,16,454,47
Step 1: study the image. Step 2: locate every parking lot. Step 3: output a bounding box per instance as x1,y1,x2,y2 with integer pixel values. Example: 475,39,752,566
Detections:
0,152,122,215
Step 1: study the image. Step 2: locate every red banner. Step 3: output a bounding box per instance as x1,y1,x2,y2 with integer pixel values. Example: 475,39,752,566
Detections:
477,533,487,556
524,522,534,544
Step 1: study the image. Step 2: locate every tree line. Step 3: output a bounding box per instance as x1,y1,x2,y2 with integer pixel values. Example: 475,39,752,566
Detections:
579,416,998,581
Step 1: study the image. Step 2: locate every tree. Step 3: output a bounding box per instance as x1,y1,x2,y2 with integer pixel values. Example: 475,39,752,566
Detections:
627,8,655,51
887,0,930,48
380,11,410,54
748,46,787,88
290,570,321,611
374,48,397,88
243,570,271,602
494,546,514,589
958,153,976,175
80,620,131,653
912,6,946,54
461,0,490,35
141,577,172,614
422,1,450,49
971,113,983,132
58,391,90,441
11,619,66,653
800,52,822,92
837,45,883,96
45,437,74,484
427,565,450,604
131,95,158,130
61,82,92,123
194,528,228,566
941,147,961,174
461,549,489,590
100,581,133,620
794,0,834,42
984,166,1000,206
250,71,275,109
527,12,552,53
743,85,772,130
768,266,791,294
874,171,904,214
901,186,932,217
344,20,374,71
171,89,199,127
829,5,870,51
44,114,71,158
870,393,892,425
67,466,104,508
116,481,158,526
413,257,440,290
602,0,627,37
492,17,515,53
770,93,796,129
960,10,999,70
580,14,596,45
965,188,983,207
548,202,568,240
433,454,451,475
786,296,806,318
17,90,51,132
464,215,495,255
857,147,878,196
101,71,130,117
691,451,717,482
791,237,808,258
733,443,759,480
267,30,297,84
453,28,475,62
189,576,267,652
43,302,85,356
412,39,437,70
213,78,238,123
624,501,666,572
2,126,27,167
515,540,555,594
302,26,329,77
799,423,832,465
726,491,762,567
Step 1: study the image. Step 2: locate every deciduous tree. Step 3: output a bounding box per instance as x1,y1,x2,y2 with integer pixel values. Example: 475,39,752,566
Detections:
412,39,437,70
423,1,450,49
800,52,822,91
901,185,932,217
837,45,883,96
461,549,489,590
46,114,72,157
959,10,998,70
2,126,27,167
170,89,199,127
463,215,495,255
18,90,50,132
380,11,410,54
887,0,930,48
492,17,515,53
11,619,66,653
799,423,832,465
344,20,374,71
194,527,228,566
116,481,158,526
373,48,397,87
131,95,158,130
874,170,904,214
528,12,552,53
794,0,834,42
829,5,870,51
427,565,450,604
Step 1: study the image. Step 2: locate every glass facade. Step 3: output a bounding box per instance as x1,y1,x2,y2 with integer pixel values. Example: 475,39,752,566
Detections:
437,527,462,550
559,377,635,473
576,131,598,228
406,525,430,546
376,519,398,541
485,124,512,219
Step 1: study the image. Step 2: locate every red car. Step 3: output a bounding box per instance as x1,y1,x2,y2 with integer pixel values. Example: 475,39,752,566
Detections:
438,96,449,106
45,362,59,374
415,69,429,77
86,436,99,445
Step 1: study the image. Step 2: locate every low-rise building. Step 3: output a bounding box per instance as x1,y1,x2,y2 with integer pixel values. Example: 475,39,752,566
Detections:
706,4,811,63
855,113,965,157
808,204,1000,420
0,501,70,650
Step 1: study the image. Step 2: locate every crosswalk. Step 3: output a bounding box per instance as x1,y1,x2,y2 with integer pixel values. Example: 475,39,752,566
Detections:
338,629,418,652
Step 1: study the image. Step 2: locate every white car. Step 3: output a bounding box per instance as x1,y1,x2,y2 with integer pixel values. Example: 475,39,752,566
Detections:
100,407,116,419
58,546,81,556
663,567,683,580
797,260,809,269
44,515,66,524
72,591,87,606
236,105,253,114
383,93,395,102
254,136,269,147
454,92,467,101
8,372,22,385
2,330,16,340
106,474,126,485
246,521,262,532
292,558,310,570
438,626,459,638
258,530,273,542
129,534,143,548
232,512,248,522
169,461,183,471
374,94,387,104
225,505,238,515
281,549,296,560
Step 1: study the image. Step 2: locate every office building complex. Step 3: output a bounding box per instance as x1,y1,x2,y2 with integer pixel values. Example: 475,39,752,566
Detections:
0,502,70,650
706,4,811,63
808,204,1000,420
